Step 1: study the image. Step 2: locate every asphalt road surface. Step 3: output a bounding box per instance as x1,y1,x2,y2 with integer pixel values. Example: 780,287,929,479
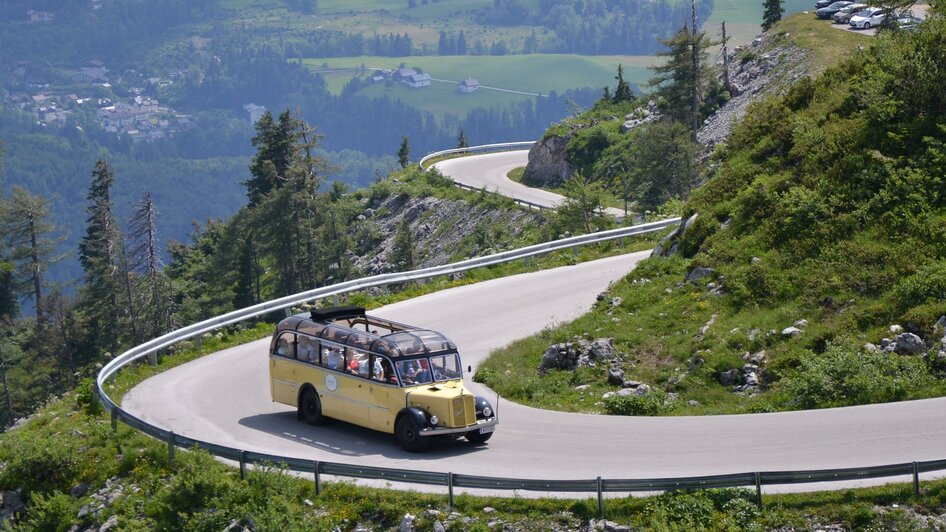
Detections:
123,251,946,493
433,151,626,217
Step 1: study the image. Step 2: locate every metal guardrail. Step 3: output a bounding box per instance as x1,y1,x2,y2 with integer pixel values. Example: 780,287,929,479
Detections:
96,217,946,513
417,141,535,171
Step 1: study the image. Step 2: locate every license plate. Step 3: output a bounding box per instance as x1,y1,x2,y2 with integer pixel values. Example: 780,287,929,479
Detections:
479,425,494,434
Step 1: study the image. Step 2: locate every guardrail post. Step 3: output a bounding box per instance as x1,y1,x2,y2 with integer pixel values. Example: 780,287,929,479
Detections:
239,451,247,480
167,431,175,462
572,246,579,259
314,461,322,495
619,237,625,247
447,472,455,510
913,462,920,496
754,472,763,508
149,351,157,366
110,408,117,432
284,308,292,318
195,335,202,352
596,476,603,517
524,256,531,268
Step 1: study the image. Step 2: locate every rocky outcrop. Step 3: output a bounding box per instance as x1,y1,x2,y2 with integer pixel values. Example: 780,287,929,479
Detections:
522,134,574,187
350,192,542,276
621,100,660,132
699,33,811,150
537,337,619,373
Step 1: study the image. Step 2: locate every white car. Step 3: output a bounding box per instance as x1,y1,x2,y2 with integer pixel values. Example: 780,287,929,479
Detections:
849,7,890,29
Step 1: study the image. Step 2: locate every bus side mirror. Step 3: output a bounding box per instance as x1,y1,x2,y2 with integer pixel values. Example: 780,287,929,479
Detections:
467,365,471,373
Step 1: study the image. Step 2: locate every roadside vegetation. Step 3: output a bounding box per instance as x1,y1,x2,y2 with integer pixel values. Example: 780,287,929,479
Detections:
5,386,946,530
478,14,946,416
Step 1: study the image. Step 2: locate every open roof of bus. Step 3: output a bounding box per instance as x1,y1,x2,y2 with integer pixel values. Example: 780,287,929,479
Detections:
283,306,457,358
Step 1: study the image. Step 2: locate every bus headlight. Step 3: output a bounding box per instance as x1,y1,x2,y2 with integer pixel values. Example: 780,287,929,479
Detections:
429,415,439,426
482,406,493,418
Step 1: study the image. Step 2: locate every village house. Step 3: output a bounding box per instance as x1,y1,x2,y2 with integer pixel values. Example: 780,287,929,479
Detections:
27,10,54,23
458,78,480,93
243,103,267,124
70,67,109,84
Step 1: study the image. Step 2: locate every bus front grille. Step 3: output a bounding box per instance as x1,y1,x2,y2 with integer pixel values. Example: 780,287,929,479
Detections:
451,396,476,427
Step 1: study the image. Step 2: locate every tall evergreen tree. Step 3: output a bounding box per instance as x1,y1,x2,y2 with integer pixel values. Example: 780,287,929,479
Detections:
127,192,171,340
245,110,299,206
457,129,469,149
398,136,411,168
762,0,784,31
78,159,122,356
648,25,712,139
613,64,634,102
0,186,62,323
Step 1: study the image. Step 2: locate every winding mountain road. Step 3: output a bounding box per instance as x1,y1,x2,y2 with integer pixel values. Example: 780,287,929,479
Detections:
120,155,946,495
123,250,946,492
433,151,626,217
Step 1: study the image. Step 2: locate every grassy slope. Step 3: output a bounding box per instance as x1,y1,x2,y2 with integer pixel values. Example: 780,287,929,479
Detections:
478,14,946,415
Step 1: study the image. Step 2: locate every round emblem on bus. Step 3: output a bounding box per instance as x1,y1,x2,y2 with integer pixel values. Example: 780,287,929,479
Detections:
325,374,338,391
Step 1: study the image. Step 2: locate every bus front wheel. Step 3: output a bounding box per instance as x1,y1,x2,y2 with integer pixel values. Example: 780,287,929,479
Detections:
395,416,430,452
300,388,328,426
466,429,493,444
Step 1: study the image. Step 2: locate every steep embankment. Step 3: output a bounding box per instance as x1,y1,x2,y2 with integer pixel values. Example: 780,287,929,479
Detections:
480,16,946,415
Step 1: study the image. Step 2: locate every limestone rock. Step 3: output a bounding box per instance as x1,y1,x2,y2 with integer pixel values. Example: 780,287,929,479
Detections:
894,333,926,355
782,326,802,338
522,135,574,186
398,513,415,532
607,367,626,386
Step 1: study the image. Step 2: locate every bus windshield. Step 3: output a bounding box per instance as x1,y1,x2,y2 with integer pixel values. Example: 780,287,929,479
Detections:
395,354,462,386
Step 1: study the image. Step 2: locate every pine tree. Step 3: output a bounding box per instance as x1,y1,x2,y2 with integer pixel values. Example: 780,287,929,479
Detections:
457,129,469,149
0,186,63,323
762,0,784,31
390,217,414,271
127,192,171,339
398,136,411,168
613,64,634,102
78,160,122,356
648,25,712,139
244,110,299,206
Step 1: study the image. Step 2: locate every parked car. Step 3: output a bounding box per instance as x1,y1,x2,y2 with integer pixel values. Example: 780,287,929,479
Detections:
815,0,836,8
833,3,867,23
850,6,891,29
817,1,854,18
890,13,922,30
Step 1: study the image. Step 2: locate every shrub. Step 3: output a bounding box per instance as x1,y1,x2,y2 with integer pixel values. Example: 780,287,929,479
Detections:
893,260,946,308
74,377,102,416
603,392,666,416
780,342,932,409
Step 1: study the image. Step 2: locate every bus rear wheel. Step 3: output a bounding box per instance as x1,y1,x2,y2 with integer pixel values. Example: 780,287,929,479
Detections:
300,388,328,426
395,416,430,452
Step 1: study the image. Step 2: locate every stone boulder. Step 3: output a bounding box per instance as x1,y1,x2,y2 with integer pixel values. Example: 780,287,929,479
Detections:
894,333,926,355
718,368,741,386
522,135,574,186
607,367,626,386
538,337,618,373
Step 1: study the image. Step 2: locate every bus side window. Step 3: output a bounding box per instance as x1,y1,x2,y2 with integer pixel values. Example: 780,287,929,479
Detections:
371,356,393,383
297,336,319,364
322,345,344,371
275,333,294,358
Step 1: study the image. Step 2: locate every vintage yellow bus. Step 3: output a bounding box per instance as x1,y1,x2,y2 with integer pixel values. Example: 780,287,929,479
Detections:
269,306,497,452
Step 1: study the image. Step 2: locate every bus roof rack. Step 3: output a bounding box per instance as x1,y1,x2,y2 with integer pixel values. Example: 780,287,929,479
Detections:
311,305,365,322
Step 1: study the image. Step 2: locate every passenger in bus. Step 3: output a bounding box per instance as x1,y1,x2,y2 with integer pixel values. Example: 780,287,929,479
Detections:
323,347,343,370
276,337,291,357
410,359,432,384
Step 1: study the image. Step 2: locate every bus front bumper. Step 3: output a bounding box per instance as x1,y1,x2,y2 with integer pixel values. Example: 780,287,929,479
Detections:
419,417,498,437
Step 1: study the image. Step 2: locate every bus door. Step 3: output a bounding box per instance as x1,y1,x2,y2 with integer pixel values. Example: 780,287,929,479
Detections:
367,355,395,431
270,332,298,405
337,348,373,426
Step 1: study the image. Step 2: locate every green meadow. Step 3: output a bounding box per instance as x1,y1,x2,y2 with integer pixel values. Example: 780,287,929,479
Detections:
305,54,656,95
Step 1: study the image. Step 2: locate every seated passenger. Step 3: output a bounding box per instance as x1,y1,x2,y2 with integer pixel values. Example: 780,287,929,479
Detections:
323,348,343,370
